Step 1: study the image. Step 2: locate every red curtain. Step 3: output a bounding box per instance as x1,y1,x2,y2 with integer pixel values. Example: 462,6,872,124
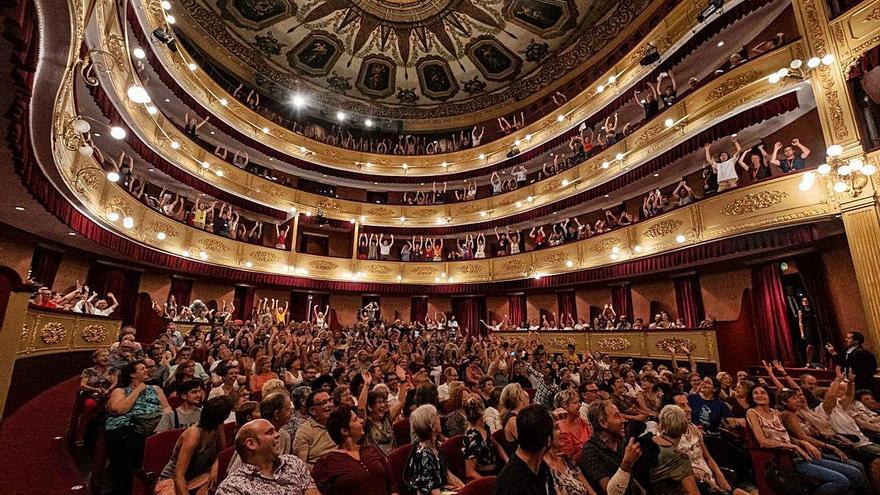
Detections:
557,291,577,323
28,246,62,289
411,296,428,324
750,263,797,365
168,276,193,307
453,296,486,337
610,284,633,319
848,45,880,80
232,285,254,321
674,275,705,327
85,262,141,324
508,294,527,327
794,252,840,364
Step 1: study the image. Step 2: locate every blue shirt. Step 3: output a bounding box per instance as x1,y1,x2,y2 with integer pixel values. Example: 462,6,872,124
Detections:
687,394,731,432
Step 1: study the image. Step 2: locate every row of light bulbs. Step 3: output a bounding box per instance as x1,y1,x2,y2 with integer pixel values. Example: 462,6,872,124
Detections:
767,55,835,84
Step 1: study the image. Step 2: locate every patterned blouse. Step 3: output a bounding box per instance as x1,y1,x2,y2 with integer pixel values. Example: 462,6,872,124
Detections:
549,454,592,495
405,443,448,495
462,425,497,467
216,454,316,495
81,366,114,390
105,385,161,431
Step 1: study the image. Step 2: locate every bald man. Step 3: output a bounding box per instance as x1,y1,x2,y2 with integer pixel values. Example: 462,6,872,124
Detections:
216,419,318,495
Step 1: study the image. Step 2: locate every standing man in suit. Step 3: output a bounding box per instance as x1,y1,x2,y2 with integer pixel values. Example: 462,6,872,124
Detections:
827,331,878,392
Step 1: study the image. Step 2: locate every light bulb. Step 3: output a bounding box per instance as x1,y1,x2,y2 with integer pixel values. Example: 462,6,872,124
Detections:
133,47,146,59
798,182,812,191
601,161,609,169
596,85,604,93
262,127,270,134
199,251,208,260
862,164,876,176
566,260,574,267
717,41,725,47
146,105,158,115
664,118,674,127
187,62,197,71
790,59,802,70
634,245,643,253
79,144,94,156
161,0,171,10
611,246,620,254
215,169,224,177
817,163,831,175
170,141,180,149
336,111,346,121
182,249,190,257
202,161,210,168
107,171,120,182
525,134,532,141
557,115,564,122
478,154,485,160
849,158,864,171
122,217,135,229
219,98,228,106
776,68,789,77
110,126,127,140
767,73,781,84
675,234,686,243
821,54,834,66
838,164,851,176
291,94,305,108
479,211,487,217
166,15,176,24
107,211,119,221
365,119,373,127
401,163,408,170
157,232,167,240
245,261,253,268
608,75,616,84
834,181,849,193
514,139,521,146
827,144,843,157
73,119,91,133
561,179,569,186
807,57,821,68
615,152,624,161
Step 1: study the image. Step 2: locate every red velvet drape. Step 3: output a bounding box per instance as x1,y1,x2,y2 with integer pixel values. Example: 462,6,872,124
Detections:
453,297,486,337
674,275,705,328
168,276,193,307
794,252,840,364
557,291,577,323
610,284,633,319
750,263,797,365
410,296,428,324
848,45,879,80
28,246,62,289
508,294,527,327
85,263,141,324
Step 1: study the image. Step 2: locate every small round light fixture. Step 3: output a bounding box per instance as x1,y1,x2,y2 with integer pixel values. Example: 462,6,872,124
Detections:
122,216,135,229
146,105,158,115
199,251,208,260
107,171,120,182
826,144,843,157
807,57,821,68
110,126,127,140
107,211,120,222
166,15,176,24
817,163,831,175
664,118,674,127
821,54,834,66
161,0,171,10
157,232,166,240
675,234,686,244
73,119,91,133
170,141,180,149
133,47,146,59
79,144,94,156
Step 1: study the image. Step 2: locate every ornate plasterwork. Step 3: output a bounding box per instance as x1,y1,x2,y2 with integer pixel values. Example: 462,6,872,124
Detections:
80,324,108,343
309,260,339,271
656,337,695,354
596,337,632,352
704,71,760,103
364,264,393,274
643,219,682,238
250,251,280,264
721,191,788,216
40,322,67,344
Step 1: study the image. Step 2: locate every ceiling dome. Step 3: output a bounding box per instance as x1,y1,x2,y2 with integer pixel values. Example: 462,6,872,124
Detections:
177,0,652,123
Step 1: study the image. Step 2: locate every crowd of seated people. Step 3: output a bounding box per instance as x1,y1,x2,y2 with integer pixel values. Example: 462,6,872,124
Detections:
29,282,119,316
72,293,880,495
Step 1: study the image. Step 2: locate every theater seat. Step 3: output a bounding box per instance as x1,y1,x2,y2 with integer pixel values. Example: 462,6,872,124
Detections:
458,476,495,495
440,435,466,481
744,424,793,495
216,446,235,483
132,428,185,495
392,418,410,447
491,428,516,459
389,443,413,495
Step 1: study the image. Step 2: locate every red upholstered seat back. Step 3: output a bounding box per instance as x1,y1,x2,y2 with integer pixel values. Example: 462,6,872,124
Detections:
441,435,466,481
392,418,411,448
142,428,185,475
389,443,414,495
216,446,235,482
458,476,496,495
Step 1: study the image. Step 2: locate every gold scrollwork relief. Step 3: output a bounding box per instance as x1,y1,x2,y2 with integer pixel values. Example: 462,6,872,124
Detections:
411,209,438,218
643,219,683,238
656,338,696,354
502,259,526,270
411,267,435,276
316,199,340,210
596,337,632,352
543,253,567,264
722,191,788,215
458,264,483,274
19,324,30,346
81,324,107,343
592,238,622,253
309,260,338,271
250,251,279,264
546,336,576,350
40,322,67,344
364,265,392,274
366,207,396,217
704,71,760,102
197,238,230,254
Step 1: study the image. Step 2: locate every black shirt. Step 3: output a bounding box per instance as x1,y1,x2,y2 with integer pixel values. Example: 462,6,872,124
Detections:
491,454,556,495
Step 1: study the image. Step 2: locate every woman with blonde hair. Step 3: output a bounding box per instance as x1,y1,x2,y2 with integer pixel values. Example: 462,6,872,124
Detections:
499,382,529,457
443,381,468,436
462,396,504,480
554,389,591,457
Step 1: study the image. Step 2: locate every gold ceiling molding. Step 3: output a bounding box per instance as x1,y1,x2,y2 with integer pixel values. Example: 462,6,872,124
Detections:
93,5,808,228
133,0,752,173
19,309,122,356
830,0,880,74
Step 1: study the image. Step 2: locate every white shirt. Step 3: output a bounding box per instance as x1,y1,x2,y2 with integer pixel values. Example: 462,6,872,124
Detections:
438,382,451,402
715,156,740,182
814,401,871,447
90,307,114,316
483,407,501,433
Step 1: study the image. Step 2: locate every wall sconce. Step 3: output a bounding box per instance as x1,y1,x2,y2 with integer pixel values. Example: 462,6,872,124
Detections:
767,55,835,83
816,147,875,196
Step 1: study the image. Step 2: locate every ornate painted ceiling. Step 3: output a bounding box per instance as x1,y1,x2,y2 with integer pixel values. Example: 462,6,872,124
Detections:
176,0,652,121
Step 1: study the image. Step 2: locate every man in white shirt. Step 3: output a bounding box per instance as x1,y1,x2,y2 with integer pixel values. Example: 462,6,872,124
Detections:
705,137,743,192
89,292,119,316
437,366,459,401
813,371,880,460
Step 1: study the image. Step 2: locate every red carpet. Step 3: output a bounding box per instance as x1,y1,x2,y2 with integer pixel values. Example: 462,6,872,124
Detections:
0,377,87,494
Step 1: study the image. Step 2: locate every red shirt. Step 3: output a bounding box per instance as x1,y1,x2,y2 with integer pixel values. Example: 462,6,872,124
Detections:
312,446,394,495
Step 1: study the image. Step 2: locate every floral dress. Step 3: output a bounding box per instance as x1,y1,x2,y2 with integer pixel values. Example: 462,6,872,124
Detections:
462,426,497,469
404,443,448,495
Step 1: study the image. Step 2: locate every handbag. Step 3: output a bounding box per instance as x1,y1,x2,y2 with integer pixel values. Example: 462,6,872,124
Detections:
764,454,820,495
131,410,163,435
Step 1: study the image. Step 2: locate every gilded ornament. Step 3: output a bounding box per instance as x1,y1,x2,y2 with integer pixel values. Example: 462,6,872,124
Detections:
262,185,285,198
596,337,632,352
634,122,664,148
40,322,67,345
721,191,788,215
544,253,566,264
592,238,622,253
316,199,340,210
546,336,576,350
411,267,435,276
643,219,683,238
366,207,396,216
411,209,438,218
81,324,107,343
250,251,279,264
864,5,880,22
704,71,760,102
105,196,133,218
656,338,696,354
502,259,526,270
197,238,229,254
309,260,338,271
364,265,392,274
458,264,482,274
19,323,30,346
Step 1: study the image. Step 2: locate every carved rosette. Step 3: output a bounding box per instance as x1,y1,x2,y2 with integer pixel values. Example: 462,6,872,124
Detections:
40,322,67,345
458,264,482,274
721,191,788,215
656,338,696,354
596,337,632,352
411,267,435,276
643,219,683,238
81,324,107,343
316,199,340,210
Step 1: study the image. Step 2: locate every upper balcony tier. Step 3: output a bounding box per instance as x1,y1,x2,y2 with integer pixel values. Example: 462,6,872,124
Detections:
131,0,775,175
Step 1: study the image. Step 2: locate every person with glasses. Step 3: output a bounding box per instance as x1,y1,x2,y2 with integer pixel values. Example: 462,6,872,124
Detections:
578,381,601,420
293,389,336,467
